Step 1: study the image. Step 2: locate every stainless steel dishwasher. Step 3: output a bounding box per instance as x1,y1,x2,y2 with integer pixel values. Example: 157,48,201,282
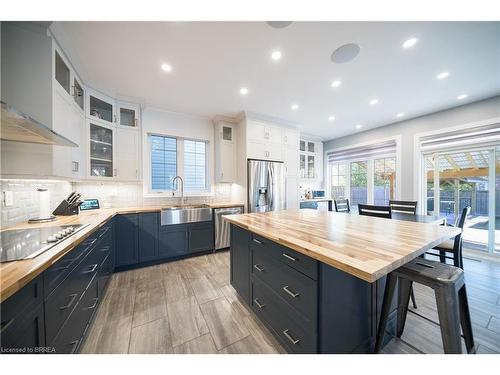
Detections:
214,206,244,250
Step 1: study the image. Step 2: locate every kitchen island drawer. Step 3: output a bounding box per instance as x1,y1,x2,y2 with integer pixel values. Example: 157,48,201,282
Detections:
251,245,317,324
251,234,318,280
251,278,317,354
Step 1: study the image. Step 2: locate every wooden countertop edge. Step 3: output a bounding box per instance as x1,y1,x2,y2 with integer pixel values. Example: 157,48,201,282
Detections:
1,202,243,302
224,217,460,283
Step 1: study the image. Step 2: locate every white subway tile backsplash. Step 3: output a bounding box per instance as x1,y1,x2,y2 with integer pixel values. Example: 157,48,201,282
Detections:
1,178,235,228
1,179,72,228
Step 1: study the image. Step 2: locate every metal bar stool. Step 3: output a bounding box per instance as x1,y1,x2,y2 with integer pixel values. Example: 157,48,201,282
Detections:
375,257,475,354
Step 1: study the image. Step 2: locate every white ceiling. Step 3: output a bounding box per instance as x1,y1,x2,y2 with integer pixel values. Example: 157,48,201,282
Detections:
50,21,500,140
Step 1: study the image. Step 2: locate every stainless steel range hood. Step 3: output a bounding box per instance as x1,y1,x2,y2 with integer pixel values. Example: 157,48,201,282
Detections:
1,101,78,147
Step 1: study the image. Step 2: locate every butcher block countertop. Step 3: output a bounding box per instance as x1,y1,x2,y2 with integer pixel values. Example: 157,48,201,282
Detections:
0,202,243,302
224,210,460,283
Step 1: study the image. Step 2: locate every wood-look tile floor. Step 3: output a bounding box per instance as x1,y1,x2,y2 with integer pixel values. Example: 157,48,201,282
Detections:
81,251,500,354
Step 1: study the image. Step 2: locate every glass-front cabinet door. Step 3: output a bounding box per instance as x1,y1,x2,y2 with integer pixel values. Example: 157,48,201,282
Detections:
87,89,115,125
117,102,140,128
89,123,114,177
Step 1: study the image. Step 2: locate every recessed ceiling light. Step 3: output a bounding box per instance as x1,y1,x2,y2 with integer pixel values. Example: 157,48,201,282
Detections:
457,94,468,100
328,115,336,121
437,71,449,80
369,99,379,105
240,87,249,96
402,37,417,49
355,124,363,129
396,112,405,118
331,80,342,88
291,104,299,111
271,50,282,61
161,63,172,72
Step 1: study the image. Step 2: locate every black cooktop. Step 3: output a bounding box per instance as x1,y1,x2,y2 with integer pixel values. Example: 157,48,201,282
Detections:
0,224,88,263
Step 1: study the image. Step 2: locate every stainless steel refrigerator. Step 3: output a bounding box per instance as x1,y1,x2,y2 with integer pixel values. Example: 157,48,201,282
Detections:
247,159,286,213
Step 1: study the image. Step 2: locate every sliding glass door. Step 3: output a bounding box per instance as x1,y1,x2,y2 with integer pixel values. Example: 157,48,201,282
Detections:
350,161,368,209
423,147,498,254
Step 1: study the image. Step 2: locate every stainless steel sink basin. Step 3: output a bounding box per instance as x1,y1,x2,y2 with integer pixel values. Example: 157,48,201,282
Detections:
161,205,212,225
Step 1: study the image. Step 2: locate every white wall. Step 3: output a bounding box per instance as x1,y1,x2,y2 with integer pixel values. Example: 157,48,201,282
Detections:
323,96,500,200
141,107,216,196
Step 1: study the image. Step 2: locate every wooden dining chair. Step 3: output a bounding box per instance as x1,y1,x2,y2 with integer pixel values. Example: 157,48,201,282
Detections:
334,198,350,213
358,204,392,219
389,200,418,215
425,206,471,269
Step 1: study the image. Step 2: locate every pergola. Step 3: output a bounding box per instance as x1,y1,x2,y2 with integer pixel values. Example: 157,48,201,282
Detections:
425,150,499,217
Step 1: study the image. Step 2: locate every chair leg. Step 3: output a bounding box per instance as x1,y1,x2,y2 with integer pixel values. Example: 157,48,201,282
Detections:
397,279,412,337
458,285,475,353
435,286,463,354
375,273,397,353
410,287,417,309
439,250,446,264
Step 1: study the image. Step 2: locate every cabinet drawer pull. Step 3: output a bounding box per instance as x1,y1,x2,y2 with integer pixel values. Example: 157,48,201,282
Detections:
100,246,111,252
68,339,80,354
283,329,300,345
1,318,14,333
282,285,300,298
282,253,297,262
253,264,265,272
253,298,265,309
84,298,99,310
252,238,263,245
82,264,98,274
59,293,78,310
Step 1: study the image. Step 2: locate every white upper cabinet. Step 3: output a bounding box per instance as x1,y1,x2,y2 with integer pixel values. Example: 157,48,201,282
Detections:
53,45,85,116
283,128,299,147
115,127,140,181
86,88,116,126
247,120,282,145
52,89,85,178
215,121,237,183
299,139,323,182
117,101,140,128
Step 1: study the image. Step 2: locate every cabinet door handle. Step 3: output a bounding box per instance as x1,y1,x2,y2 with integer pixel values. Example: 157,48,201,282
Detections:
114,168,117,177
68,339,80,354
253,298,265,309
253,264,265,272
59,293,78,310
282,253,297,262
0,318,14,333
82,264,98,274
134,118,138,127
284,135,288,143
114,114,117,123
283,329,300,345
252,238,263,245
100,246,111,252
84,298,99,310
282,285,300,298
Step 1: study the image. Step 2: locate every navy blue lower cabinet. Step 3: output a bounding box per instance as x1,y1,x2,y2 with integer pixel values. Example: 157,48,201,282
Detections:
230,225,251,304
229,224,391,354
0,275,45,353
115,214,139,267
158,224,188,258
188,221,213,253
138,212,159,262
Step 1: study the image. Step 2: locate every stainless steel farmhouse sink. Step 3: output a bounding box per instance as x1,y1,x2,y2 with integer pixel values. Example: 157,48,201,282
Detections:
160,205,212,225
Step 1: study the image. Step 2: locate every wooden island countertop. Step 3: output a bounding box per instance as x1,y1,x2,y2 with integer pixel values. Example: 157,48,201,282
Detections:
0,202,243,302
224,209,460,283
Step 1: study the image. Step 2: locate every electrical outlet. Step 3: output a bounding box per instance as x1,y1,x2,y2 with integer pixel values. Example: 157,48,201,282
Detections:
4,191,14,207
